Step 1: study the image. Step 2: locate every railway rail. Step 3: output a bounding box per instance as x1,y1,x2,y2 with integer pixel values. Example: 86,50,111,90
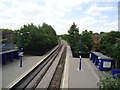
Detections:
4,42,67,90
48,47,67,89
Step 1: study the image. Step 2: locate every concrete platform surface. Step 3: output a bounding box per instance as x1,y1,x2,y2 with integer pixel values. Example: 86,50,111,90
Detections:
61,41,110,88
69,58,100,88
2,46,57,88
61,41,104,88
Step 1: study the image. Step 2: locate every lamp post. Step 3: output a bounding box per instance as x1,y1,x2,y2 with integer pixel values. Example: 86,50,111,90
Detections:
19,33,23,67
79,38,82,70
18,32,29,67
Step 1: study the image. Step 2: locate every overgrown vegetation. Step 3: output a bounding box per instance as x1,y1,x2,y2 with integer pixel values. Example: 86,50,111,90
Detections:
98,74,120,89
100,31,120,69
81,30,93,54
13,23,58,55
67,22,80,57
60,23,93,57
98,31,120,89
61,24,120,69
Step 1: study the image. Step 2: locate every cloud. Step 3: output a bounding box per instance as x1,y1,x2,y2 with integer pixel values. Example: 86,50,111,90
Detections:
93,0,119,2
85,5,117,16
0,0,118,34
76,7,82,11
74,16,117,33
0,0,92,34
88,20,118,33
104,21,118,26
76,16,98,27
100,16,109,19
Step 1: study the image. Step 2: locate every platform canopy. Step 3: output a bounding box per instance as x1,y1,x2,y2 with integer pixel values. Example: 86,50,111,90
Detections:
0,43,16,52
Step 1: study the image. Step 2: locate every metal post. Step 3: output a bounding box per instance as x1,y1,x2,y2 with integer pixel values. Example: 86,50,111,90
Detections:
79,38,82,70
20,33,23,67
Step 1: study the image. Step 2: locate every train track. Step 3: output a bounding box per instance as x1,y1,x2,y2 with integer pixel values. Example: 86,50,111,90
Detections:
48,47,67,89
6,43,67,90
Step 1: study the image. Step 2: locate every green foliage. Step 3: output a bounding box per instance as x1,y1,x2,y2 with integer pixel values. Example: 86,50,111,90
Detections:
67,22,80,56
81,30,93,53
59,34,69,42
98,74,120,89
13,23,58,55
113,38,120,68
61,23,93,57
100,31,120,69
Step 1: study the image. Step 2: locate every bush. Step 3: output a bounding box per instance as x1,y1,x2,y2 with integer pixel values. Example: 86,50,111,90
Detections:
98,74,120,89
100,31,120,69
13,23,58,55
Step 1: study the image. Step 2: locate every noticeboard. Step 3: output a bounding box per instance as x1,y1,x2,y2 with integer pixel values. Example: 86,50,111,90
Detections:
103,62,111,68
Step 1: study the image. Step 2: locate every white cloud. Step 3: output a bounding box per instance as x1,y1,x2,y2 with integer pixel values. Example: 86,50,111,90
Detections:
76,7,82,11
74,16,118,33
104,21,118,26
100,16,109,19
77,16,98,27
0,0,93,34
87,20,118,33
85,5,117,16
0,0,118,34
93,0,119,2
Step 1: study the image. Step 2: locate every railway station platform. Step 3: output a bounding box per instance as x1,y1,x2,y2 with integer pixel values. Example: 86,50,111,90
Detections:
62,44,110,88
69,58,99,88
2,40,111,89
2,46,58,88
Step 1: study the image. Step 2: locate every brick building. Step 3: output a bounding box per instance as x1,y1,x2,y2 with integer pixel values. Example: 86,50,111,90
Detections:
0,31,13,43
91,34,101,51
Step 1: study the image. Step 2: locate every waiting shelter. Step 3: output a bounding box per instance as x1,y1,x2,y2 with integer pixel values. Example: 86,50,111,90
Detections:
90,51,113,71
0,43,19,65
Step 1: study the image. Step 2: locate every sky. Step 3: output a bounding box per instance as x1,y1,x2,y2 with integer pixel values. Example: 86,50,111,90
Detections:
0,0,119,35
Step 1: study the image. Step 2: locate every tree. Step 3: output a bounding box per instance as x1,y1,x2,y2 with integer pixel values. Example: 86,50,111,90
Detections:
67,24,94,57
13,23,58,55
100,31,120,69
68,22,80,56
112,38,120,68
59,34,69,42
81,30,93,53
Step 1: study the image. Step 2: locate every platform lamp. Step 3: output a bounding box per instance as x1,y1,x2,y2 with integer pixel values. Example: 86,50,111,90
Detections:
79,38,82,70
19,32,29,67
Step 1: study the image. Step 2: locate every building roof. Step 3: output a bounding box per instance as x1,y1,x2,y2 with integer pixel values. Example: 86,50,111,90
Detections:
0,31,13,34
0,43,16,52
